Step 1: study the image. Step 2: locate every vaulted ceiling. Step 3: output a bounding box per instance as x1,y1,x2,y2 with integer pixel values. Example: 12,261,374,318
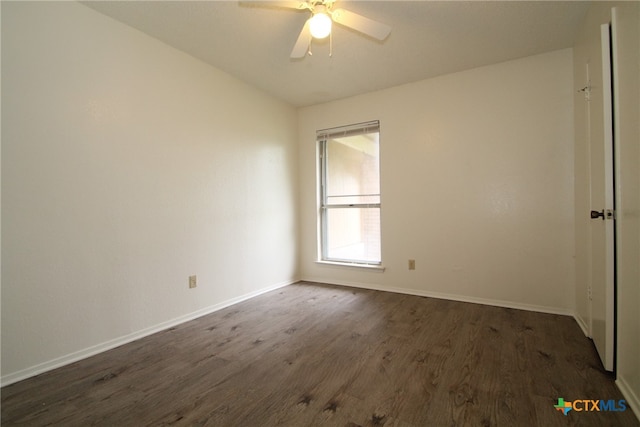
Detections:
82,1,590,107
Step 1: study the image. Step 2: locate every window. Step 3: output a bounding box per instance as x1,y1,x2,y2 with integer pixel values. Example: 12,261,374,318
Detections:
318,121,381,265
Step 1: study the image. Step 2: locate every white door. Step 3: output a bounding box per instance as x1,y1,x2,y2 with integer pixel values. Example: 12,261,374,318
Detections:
587,23,616,372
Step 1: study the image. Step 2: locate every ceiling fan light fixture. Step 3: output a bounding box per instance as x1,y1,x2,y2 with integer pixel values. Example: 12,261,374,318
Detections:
309,12,332,39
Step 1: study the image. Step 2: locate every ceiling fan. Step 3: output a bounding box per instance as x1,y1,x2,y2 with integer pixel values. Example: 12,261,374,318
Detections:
241,1,391,58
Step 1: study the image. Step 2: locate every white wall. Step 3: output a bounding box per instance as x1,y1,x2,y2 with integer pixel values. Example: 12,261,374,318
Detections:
1,2,298,384
299,49,575,313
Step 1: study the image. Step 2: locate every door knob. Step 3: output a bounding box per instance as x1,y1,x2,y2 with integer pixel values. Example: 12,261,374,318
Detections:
591,209,605,219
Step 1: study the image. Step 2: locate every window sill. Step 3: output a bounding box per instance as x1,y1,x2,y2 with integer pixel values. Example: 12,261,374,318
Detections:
315,260,386,272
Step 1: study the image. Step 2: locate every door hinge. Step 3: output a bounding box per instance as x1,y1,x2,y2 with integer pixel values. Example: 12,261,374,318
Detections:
578,84,591,101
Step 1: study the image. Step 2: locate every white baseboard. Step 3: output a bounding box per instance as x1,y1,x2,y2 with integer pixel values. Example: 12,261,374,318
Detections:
574,313,590,337
617,376,640,422
1,279,295,388
301,277,574,316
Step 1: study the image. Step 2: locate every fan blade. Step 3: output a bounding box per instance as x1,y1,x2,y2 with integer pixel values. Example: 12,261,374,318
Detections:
291,19,311,58
331,8,391,41
239,1,309,10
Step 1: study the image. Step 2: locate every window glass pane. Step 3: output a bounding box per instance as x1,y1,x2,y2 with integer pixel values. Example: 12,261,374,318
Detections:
325,207,381,263
326,133,380,201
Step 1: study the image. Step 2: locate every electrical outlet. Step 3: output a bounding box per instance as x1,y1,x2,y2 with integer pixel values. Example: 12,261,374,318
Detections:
189,275,197,289
408,259,416,270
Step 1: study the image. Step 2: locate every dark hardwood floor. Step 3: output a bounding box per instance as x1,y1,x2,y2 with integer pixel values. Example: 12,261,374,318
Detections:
2,281,637,426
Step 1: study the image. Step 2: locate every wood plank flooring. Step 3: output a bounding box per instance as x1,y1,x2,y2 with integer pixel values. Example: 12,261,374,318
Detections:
2,281,638,426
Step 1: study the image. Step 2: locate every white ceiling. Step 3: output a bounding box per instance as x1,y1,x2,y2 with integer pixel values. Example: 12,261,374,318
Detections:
81,1,590,107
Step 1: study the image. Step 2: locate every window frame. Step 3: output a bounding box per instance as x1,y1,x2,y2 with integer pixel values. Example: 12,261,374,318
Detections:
317,120,382,266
